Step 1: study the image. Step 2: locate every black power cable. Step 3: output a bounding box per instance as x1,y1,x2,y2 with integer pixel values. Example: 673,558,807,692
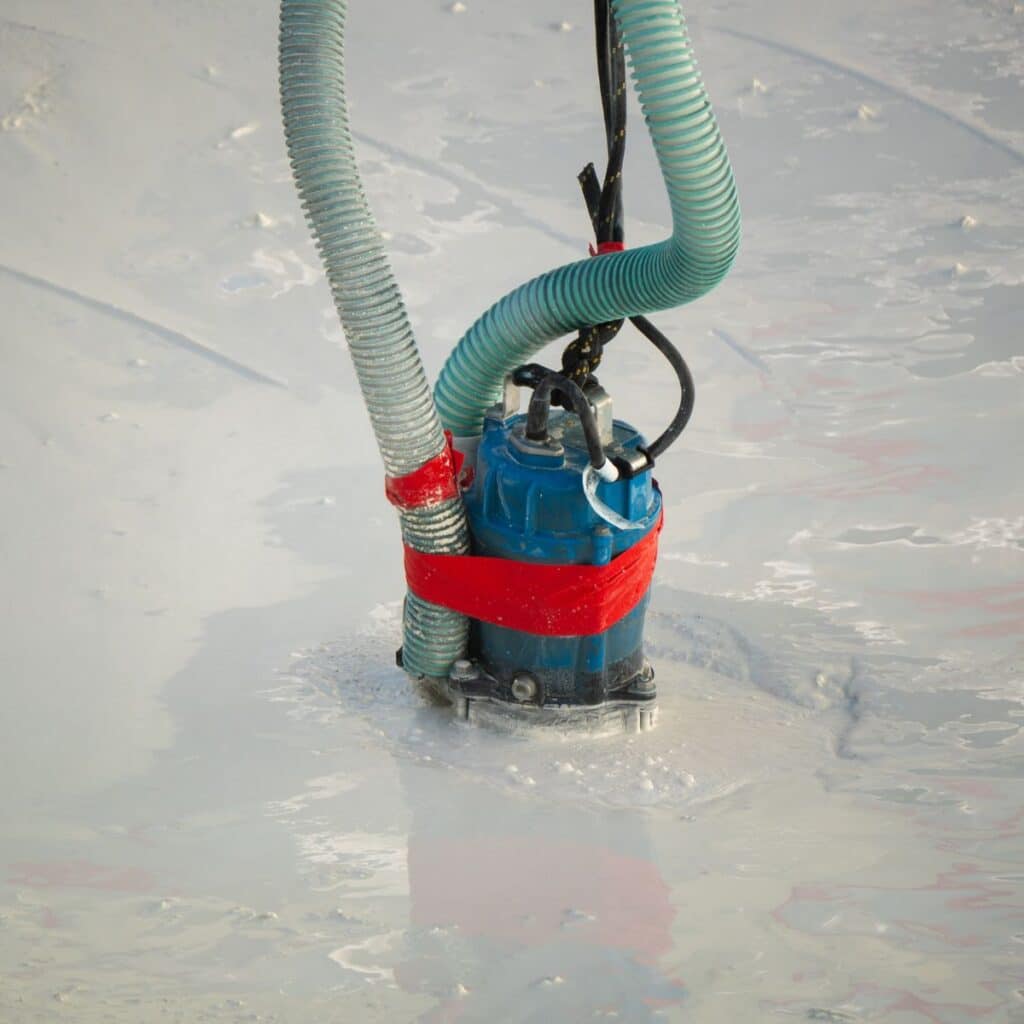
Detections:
515,0,696,472
572,0,696,467
592,0,626,246
560,0,626,386
513,364,608,472
631,316,695,461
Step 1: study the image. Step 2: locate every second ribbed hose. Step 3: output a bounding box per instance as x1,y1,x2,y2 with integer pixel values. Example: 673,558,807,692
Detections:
435,0,740,437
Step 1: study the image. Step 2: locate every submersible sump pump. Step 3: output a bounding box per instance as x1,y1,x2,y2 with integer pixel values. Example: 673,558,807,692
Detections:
279,0,740,731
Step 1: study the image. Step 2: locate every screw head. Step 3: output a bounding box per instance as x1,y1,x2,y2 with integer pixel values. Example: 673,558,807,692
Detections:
510,673,538,703
450,659,479,683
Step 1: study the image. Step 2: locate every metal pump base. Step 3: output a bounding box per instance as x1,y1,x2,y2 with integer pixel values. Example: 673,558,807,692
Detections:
442,657,657,736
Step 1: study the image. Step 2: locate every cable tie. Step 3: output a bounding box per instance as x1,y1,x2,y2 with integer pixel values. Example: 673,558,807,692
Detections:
588,240,625,256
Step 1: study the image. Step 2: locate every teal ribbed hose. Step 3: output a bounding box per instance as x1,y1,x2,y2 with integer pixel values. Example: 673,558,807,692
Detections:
435,0,741,437
279,0,470,680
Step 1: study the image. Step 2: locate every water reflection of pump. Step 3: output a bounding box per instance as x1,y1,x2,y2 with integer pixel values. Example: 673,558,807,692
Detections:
392,739,686,1020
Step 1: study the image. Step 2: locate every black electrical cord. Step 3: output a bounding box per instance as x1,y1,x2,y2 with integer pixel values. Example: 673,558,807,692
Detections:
593,0,626,245
561,0,626,387
577,0,696,467
513,364,608,472
631,316,695,460
516,0,697,473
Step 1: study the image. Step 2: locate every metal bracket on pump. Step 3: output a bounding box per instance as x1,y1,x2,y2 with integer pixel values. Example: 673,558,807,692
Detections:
586,384,615,447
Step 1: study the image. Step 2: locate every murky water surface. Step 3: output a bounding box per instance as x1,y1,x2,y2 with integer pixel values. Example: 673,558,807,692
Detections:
0,1,1021,1020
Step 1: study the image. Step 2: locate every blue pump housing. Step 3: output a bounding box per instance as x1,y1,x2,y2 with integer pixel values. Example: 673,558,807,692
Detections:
458,404,661,709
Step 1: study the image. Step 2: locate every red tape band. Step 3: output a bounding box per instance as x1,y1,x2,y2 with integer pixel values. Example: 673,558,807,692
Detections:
385,431,463,510
588,240,626,257
403,511,663,637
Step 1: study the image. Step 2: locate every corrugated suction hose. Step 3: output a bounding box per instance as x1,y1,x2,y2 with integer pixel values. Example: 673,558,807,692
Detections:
279,0,469,680
435,0,741,437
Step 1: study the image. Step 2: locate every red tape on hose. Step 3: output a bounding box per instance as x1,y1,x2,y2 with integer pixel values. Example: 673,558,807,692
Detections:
385,431,464,510
403,511,663,637
587,240,626,257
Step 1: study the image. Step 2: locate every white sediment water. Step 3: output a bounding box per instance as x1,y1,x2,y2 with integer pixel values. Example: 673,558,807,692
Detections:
1,1,1022,1020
